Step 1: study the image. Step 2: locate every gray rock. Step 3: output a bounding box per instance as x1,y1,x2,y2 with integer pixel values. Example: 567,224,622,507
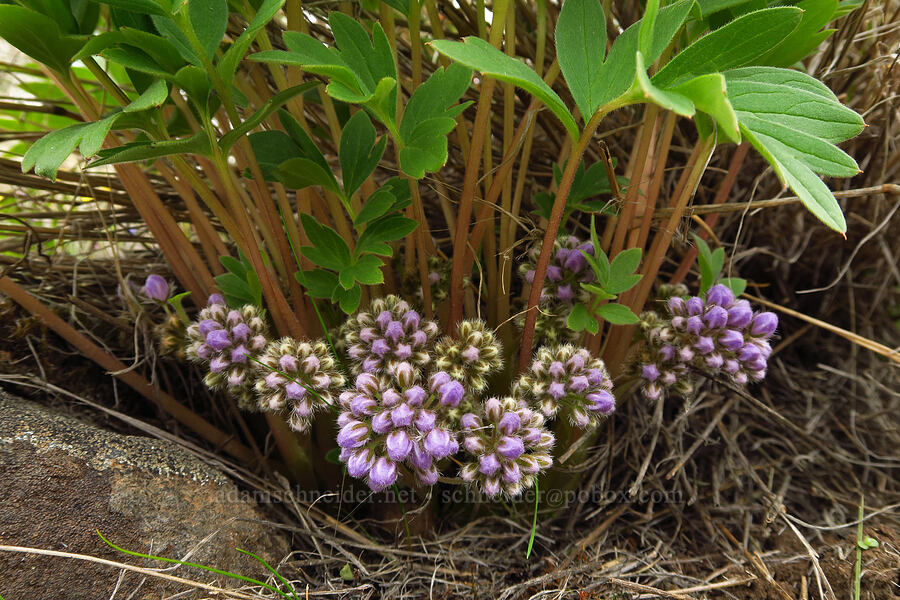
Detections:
0,389,291,600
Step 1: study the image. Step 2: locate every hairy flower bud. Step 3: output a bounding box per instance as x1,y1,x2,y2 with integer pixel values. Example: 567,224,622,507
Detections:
185,297,269,409
514,345,615,427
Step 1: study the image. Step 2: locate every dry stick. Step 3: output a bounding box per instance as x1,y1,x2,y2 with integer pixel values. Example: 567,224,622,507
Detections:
666,397,736,480
714,524,798,600
518,110,607,371
743,292,900,364
670,143,750,285
0,277,260,467
0,545,373,598
628,395,665,497
657,182,900,218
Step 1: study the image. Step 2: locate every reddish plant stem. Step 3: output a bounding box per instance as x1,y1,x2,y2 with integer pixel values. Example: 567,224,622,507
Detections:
632,112,678,251
517,110,606,372
609,104,660,257
670,142,750,285
447,78,497,333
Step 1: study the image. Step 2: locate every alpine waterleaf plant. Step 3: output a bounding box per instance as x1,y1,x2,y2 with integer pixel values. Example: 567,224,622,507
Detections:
0,0,863,520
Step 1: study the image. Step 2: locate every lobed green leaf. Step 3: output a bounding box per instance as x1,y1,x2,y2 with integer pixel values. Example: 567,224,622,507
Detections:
430,37,579,139
653,8,803,88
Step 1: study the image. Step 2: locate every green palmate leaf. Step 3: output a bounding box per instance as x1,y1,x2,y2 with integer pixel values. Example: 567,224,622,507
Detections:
94,0,172,16
21,79,171,179
219,254,248,279
0,5,85,74
299,214,352,271
725,67,864,232
219,81,321,151
174,65,211,112
218,0,285,84
79,116,118,158
339,255,385,289
295,269,339,299
278,110,333,174
758,0,837,67
834,0,864,18
247,130,301,180
124,79,170,112
333,283,362,314
354,188,397,225
398,63,472,177
590,0,695,110
75,28,185,73
567,303,599,334
152,15,203,66
101,46,172,79
27,0,80,33
22,123,91,180
607,247,643,294
639,0,661,58
629,52,695,116
696,0,751,17
430,37,579,139
555,0,606,119
275,158,341,195
328,12,396,91
356,214,418,257
88,131,212,167
581,283,616,301
188,0,228,61
653,8,803,88
596,303,640,325
252,33,361,95
359,76,400,128
398,117,458,180
380,0,410,12
340,111,387,197
670,73,740,143
725,68,864,144
215,272,257,306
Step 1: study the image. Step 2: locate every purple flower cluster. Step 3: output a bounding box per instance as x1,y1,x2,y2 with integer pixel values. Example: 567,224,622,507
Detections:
343,295,439,377
185,295,269,408
514,345,615,427
517,235,596,344
522,235,595,303
434,320,502,393
636,284,778,400
336,366,459,491
254,338,345,432
458,397,554,497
